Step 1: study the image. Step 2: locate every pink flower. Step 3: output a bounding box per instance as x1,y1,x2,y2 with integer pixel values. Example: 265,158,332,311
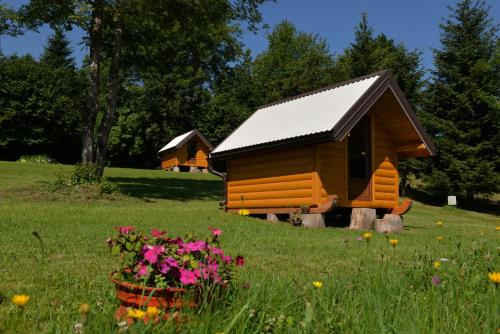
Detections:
137,264,149,277
211,229,222,236
221,255,232,264
209,246,224,256
235,255,245,266
180,269,198,285
116,226,135,234
178,240,207,254
144,245,164,264
151,228,166,238
431,276,442,286
159,257,179,273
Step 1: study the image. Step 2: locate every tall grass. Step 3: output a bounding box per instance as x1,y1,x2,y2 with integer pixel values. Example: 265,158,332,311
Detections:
0,162,498,333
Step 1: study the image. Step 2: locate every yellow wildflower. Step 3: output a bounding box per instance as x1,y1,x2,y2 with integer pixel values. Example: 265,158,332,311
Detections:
238,209,250,216
79,303,90,315
435,221,443,227
389,239,399,248
127,308,145,320
362,232,373,241
11,294,30,307
145,306,160,318
496,226,500,231
433,261,441,269
488,272,500,284
436,236,443,242
312,281,323,289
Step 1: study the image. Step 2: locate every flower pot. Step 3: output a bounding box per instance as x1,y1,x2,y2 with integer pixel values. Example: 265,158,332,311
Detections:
110,271,197,324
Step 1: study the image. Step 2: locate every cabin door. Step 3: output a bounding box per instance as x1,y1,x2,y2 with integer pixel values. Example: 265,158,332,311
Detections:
348,115,372,201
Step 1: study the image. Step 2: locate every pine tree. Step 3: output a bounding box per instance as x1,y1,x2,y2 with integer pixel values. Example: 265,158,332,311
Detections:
423,0,499,199
40,28,75,69
348,12,377,77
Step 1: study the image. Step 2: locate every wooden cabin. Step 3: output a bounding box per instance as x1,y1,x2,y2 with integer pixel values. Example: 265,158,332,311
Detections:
209,71,435,216
158,130,213,171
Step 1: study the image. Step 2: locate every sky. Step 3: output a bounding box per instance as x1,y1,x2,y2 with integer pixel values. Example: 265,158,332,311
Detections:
1,0,499,73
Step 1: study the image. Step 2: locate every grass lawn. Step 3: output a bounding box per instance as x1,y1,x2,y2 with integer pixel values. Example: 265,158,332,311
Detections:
0,161,498,333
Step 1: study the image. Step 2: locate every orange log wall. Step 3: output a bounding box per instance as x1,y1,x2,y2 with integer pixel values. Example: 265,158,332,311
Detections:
225,121,399,211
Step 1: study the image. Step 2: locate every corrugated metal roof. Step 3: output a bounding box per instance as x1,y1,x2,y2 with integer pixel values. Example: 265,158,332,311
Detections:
211,74,381,155
158,130,195,153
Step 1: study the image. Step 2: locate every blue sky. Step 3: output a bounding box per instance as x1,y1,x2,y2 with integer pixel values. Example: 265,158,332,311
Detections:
1,0,499,73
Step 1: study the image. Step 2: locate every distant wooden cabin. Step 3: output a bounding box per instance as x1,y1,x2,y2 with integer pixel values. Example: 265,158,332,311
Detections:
158,130,213,171
209,71,435,215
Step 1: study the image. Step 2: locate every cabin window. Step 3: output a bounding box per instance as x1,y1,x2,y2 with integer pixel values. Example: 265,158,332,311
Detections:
187,141,197,161
348,115,372,200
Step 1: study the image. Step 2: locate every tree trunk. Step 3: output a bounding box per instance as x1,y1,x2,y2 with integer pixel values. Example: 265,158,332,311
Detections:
81,0,103,165
95,2,124,177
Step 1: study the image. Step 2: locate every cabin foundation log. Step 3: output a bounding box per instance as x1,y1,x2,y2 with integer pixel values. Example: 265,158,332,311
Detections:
350,208,376,230
202,168,209,174
375,214,403,233
189,167,200,173
266,213,279,222
301,214,325,228
172,166,180,172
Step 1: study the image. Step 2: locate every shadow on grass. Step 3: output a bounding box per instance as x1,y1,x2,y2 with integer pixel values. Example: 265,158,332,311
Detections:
406,187,499,216
108,176,222,201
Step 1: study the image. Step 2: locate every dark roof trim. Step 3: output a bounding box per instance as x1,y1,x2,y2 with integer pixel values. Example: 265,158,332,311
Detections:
161,129,214,154
333,72,435,156
211,70,435,159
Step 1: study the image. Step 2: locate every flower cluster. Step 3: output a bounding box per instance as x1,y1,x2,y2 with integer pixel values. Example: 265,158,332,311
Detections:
107,226,244,288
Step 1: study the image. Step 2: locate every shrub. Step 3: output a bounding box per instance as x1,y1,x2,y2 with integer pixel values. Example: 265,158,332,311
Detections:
71,164,101,185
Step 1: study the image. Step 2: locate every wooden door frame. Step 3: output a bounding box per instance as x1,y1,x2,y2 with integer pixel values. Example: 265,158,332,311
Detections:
347,115,373,201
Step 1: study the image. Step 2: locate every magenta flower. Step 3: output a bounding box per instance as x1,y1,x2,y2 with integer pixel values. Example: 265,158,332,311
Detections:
151,228,166,238
235,255,245,266
431,276,442,286
209,246,224,256
116,226,135,234
159,257,179,273
144,245,164,264
136,264,149,277
211,229,222,236
180,269,198,285
179,240,207,254
221,255,232,264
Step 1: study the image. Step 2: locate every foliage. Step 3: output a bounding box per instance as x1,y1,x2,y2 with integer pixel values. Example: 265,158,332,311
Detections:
71,163,101,185
108,226,244,289
0,162,498,333
422,0,499,199
16,154,57,164
0,30,83,163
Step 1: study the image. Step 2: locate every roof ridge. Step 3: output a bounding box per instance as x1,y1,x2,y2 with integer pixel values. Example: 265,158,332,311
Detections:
257,70,389,111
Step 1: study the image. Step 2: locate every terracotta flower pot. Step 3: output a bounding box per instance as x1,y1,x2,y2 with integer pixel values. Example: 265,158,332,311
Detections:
110,271,197,324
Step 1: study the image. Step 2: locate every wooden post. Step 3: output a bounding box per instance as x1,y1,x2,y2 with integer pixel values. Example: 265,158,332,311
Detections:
301,214,325,228
350,208,376,230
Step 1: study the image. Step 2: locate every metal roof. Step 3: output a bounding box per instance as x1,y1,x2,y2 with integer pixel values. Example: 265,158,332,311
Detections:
211,73,382,155
158,129,213,154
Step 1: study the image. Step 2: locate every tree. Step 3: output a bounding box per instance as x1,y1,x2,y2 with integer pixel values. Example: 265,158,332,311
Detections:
252,20,338,105
40,28,75,69
16,0,267,175
340,13,425,106
422,0,499,199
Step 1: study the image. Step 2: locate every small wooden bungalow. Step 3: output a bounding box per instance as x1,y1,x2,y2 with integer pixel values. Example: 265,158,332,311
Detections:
209,71,435,220
158,130,213,172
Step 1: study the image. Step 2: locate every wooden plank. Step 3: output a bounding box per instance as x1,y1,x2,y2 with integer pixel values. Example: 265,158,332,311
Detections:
374,184,396,193
374,192,396,201
228,189,312,201
229,173,312,186
227,197,314,208
374,169,396,178
229,179,312,193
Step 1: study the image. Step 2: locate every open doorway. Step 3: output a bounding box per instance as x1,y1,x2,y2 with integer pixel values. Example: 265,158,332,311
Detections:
348,115,372,201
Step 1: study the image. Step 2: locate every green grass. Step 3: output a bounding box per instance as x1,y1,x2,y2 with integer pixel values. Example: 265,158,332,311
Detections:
0,161,498,333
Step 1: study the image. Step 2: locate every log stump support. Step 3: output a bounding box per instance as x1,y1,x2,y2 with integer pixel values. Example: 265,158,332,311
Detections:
375,214,404,233
350,208,376,230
